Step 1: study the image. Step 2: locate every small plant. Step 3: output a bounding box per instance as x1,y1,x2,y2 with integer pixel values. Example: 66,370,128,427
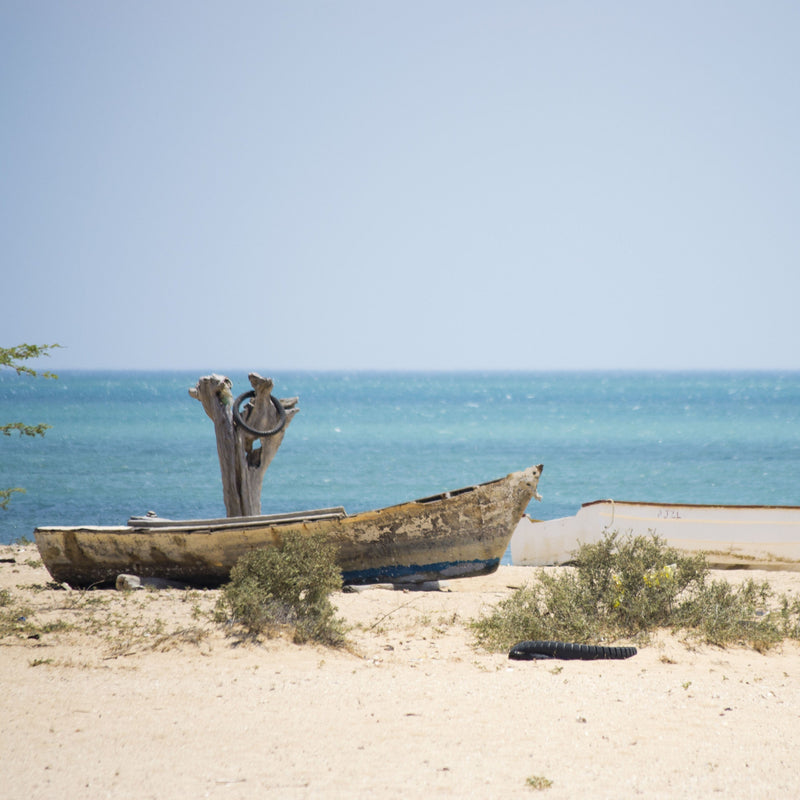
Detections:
472,531,800,652
676,577,784,651
526,775,552,790
778,594,800,639
215,533,347,646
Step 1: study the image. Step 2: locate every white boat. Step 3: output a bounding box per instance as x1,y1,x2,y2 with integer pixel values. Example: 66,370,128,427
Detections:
511,500,800,570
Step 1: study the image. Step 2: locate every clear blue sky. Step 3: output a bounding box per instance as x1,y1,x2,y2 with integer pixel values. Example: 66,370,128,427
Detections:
3,2,799,371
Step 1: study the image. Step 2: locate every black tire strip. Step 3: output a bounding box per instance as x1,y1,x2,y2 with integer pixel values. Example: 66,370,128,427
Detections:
509,640,637,661
232,391,287,437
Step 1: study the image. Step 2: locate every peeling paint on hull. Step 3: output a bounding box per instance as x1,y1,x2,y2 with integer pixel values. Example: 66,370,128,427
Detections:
35,465,542,588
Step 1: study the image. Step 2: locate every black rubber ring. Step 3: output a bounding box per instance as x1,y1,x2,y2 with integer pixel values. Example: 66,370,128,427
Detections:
232,390,286,437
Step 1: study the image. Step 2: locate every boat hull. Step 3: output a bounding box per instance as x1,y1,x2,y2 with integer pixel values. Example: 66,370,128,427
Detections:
35,465,543,587
511,499,800,570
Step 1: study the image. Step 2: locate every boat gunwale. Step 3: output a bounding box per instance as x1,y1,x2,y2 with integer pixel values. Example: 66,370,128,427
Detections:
582,499,800,512
127,506,347,529
35,490,490,537
36,468,535,537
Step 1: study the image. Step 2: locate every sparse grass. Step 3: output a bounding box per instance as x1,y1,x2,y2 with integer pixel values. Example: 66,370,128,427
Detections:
472,531,800,652
79,590,215,657
214,533,347,647
433,611,460,635
0,593,34,638
0,576,214,658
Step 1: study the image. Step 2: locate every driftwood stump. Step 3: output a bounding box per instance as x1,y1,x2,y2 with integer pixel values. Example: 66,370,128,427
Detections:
189,373,298,517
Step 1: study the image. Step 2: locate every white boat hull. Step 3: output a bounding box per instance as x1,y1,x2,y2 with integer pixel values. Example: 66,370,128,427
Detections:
511,500,800,570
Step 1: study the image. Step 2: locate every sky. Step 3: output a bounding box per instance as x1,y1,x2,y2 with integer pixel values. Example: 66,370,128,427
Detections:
2,1,799,372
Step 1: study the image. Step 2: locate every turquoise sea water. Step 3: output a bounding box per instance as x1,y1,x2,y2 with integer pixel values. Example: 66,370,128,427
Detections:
2,371,799,557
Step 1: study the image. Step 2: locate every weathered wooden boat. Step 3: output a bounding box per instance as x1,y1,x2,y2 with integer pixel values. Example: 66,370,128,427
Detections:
34,465,543,588
511,499,800,571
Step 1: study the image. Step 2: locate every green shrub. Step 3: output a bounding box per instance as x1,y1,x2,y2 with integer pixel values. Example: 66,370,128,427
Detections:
777,593,800,639
472,531,799,652
675,577,783,652
574,531,707,633
215,533,346,646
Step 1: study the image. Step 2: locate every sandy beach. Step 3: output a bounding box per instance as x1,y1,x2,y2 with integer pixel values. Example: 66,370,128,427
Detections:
3,544,800,799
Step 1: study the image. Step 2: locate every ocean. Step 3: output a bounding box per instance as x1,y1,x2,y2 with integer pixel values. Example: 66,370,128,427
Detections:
2,371,799,558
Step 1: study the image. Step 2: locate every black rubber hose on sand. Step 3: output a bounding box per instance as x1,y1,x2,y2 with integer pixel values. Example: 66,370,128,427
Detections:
509,640,637,661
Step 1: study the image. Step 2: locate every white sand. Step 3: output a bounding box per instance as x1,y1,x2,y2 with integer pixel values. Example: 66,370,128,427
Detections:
3,546,800,799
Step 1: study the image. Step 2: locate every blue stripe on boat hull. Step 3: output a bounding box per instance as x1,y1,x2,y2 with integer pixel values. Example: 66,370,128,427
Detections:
342,557,500,585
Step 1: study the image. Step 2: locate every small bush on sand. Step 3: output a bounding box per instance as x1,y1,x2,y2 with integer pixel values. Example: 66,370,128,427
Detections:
674,576,784,651
472,531,799,652
215,533,346,646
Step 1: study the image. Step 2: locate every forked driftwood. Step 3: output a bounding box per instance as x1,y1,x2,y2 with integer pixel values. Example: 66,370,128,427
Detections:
189,373,298,517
